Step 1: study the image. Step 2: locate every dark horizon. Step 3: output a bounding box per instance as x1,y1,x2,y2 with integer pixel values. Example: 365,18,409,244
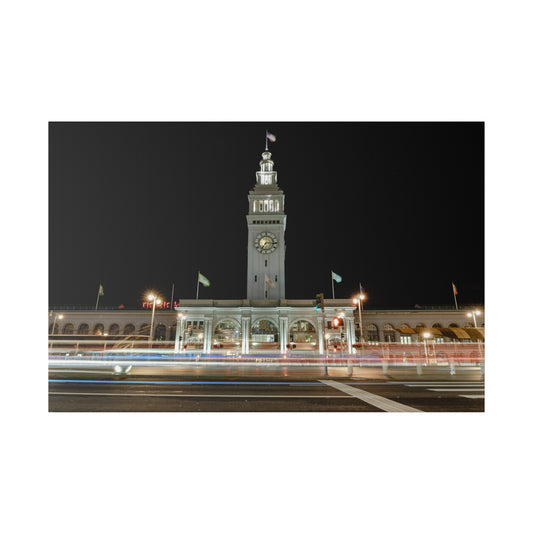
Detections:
49,122,484,310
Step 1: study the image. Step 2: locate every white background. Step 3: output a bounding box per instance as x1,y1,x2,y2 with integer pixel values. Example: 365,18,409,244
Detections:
2,1,532,532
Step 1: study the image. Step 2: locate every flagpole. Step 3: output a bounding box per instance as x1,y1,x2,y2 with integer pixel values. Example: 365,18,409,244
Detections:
95,283,100,310
170,283,174,309
359,282,364,310
265,130,268,151
196,271,200,300
331,271,335,299
452,282,458,310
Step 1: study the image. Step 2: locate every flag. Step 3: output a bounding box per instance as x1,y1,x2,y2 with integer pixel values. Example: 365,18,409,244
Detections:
198,272,210,287
98,284,104,296
452,282,458,295
265,275,274,288
331,271,342,283
266,130,276,142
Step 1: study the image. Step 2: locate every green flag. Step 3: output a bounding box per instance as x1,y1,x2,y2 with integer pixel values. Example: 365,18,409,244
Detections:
331,271,342,283
198,272,210,287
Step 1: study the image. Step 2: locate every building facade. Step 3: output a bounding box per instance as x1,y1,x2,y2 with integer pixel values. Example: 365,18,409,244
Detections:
49,143,484,354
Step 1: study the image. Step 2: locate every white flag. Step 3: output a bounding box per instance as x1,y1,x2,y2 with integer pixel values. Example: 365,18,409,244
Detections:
266,130,276,142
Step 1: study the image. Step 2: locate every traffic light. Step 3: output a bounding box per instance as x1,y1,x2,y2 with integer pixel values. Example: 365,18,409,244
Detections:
332,317,341,328
341,332,345,340
315,292,324,310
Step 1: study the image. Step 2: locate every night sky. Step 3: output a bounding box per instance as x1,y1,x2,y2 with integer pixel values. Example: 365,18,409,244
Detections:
49,122,484,309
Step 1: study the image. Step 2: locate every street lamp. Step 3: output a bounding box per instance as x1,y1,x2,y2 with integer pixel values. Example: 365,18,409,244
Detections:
52,313,64,334
352,295,365,343
339,311,345,353
423,331,431,361
178,311,187,352
467,309,482,328
147,293,162,343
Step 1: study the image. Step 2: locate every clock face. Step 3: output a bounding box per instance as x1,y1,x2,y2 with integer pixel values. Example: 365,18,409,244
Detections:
254,232,278,254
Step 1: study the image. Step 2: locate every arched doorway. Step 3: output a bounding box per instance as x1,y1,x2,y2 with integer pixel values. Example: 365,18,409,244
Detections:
251,318,279,350
289,320,317,350
213,319,241,349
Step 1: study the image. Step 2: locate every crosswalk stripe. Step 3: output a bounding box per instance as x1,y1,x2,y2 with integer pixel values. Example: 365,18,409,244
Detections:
320,380,421,412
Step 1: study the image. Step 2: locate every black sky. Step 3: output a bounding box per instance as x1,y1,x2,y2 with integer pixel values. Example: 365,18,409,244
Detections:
49,122,484,309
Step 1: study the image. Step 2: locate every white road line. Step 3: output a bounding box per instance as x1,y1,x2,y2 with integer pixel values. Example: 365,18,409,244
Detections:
50,392,349,398
406,383,484,387
460,394,485,399
428,388,484,392
320,380,421,412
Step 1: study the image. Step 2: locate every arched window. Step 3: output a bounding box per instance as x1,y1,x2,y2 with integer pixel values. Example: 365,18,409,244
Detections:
109,323,120,335
449,323,459,328
154,324,167,341
464,322,474,328
367,324,379,344
383,324,395,343
213,319,241,347
139,324,150,337
93,323,104,335
78,323,89,335
289,320,317,345
432,323,442,328
123,324,135,335
399,323,411,344
251,319,279,343
62,323,74,335
416,323,426,328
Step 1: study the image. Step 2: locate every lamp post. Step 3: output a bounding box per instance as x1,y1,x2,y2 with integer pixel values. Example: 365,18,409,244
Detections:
178,312,187,352
147,293,162,345
52,313,64,334
423,331,431,362
339,311,345,353
352,295,365,343
467,309,482,328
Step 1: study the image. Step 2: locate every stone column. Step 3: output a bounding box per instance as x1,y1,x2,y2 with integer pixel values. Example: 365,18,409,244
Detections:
317,313,325,355
174,318,180,353
242,316,250,354
345,316,354,354
203,318,211,353
279,316,288,354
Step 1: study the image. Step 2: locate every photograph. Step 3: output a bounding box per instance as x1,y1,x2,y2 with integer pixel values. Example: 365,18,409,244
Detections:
49,122,484,412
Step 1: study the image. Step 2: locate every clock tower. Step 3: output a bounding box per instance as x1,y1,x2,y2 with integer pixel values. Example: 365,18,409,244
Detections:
246,148,286,299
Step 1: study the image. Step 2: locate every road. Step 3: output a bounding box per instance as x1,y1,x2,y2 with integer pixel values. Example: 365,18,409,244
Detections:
48,363,484,412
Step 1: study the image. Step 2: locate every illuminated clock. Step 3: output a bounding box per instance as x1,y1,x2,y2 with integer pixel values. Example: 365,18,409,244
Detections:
254,232,278,254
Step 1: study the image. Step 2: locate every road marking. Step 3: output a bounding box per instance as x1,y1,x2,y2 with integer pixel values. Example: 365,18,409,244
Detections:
50,392,349,398
320,380,422,412
428,388,484,392
460,394,485,399
405,383,484,387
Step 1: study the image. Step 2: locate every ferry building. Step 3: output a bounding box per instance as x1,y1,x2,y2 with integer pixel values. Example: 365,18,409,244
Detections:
49,145,484,353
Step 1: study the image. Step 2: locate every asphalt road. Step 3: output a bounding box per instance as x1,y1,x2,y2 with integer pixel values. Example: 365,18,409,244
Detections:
48,364,484,412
